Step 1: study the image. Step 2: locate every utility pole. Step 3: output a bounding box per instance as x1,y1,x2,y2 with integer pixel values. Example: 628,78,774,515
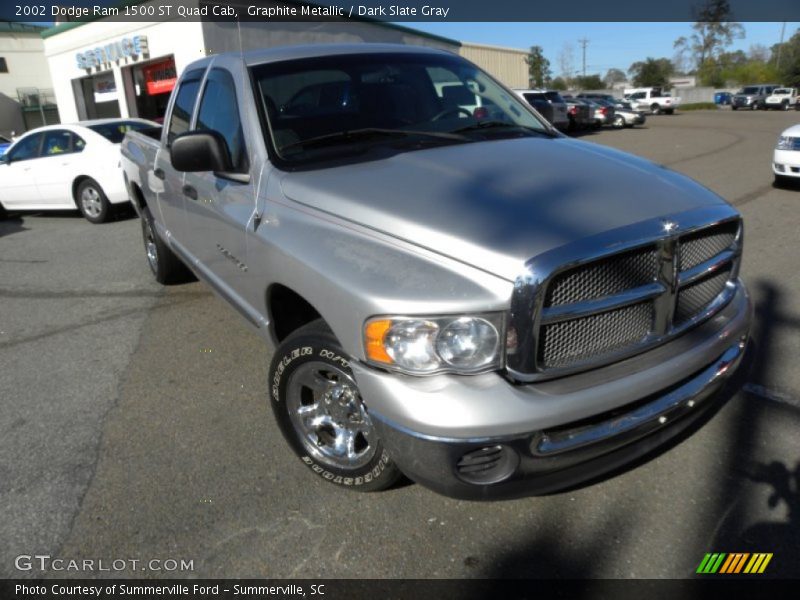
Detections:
776,22,786,70
578,38,589,78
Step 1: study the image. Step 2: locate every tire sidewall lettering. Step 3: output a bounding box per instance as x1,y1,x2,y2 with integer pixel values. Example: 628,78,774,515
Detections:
271,345,313,402
297,450,391,487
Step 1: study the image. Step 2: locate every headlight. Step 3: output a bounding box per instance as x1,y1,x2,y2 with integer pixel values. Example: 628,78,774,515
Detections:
364,314,504,375
777,136,795,150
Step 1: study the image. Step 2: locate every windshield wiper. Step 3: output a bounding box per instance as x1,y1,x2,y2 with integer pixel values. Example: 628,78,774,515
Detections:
280,127,470,153
451,120,558,137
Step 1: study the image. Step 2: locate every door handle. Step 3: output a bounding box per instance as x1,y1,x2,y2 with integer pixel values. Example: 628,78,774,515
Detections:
153,168,165,180
182,184,198,200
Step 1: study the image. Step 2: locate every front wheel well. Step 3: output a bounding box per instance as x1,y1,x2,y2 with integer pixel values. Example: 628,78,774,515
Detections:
71,176,93,208
268,284,323,343
127,180,147,212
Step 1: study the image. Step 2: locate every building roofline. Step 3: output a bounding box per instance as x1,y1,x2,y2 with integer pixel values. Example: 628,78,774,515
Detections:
459,41,529,55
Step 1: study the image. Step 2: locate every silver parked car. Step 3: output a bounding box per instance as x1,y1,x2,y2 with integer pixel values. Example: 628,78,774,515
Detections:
612,100,647,128
121,44,751,499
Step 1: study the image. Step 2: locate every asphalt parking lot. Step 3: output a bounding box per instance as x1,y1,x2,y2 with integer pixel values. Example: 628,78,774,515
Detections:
1,109,799,579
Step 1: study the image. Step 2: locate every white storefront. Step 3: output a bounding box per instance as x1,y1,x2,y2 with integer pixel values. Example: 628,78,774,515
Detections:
44,20,207,123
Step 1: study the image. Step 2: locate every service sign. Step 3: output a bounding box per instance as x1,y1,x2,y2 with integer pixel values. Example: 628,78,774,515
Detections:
76,35,149,70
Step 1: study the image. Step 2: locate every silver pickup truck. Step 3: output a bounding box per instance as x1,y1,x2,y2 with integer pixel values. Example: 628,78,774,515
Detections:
121,44,752,500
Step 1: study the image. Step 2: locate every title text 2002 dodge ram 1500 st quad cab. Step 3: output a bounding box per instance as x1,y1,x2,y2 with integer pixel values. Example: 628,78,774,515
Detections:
121,45,752,500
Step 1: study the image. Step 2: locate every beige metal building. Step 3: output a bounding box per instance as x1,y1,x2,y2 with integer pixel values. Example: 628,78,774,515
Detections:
459,42,530,89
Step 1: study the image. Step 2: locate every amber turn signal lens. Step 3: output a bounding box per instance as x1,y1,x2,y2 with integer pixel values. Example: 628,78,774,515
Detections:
365,319,394,364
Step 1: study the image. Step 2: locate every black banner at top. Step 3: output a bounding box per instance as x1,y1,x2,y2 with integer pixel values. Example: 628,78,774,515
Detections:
3,0,800,23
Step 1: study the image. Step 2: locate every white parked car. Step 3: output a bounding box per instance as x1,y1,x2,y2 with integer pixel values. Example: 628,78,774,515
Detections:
773,123,800,185
0,119,157,223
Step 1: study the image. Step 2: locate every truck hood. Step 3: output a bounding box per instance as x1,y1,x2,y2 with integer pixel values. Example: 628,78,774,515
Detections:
281,137,728,282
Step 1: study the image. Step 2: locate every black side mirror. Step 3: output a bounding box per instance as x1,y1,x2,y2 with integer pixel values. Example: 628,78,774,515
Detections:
170,130,232,173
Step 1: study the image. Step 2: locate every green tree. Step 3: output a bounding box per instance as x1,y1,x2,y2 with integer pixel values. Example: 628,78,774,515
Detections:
549,76,569,90
673,0,745,84
628,58,674,88
525,46,551,88
573,75,604,90
603,68,627,87
772,28,800,88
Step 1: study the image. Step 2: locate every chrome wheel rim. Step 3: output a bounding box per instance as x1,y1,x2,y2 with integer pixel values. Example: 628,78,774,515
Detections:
143,218,158,272
286,360,376,469
80,186,103,218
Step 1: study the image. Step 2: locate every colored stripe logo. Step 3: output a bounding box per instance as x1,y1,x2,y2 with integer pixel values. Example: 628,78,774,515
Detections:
696,553,773,574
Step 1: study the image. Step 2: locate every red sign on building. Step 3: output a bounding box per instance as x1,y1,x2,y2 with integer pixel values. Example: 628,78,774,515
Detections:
143,59,177,96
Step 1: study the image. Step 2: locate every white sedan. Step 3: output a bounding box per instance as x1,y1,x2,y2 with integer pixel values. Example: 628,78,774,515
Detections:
0,119,157,223
773,123,800,186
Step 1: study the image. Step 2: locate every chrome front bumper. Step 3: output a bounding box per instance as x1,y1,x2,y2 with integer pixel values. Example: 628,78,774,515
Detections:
354,282,752,500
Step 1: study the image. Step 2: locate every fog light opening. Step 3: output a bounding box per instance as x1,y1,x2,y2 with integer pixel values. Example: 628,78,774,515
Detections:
455,445,519,485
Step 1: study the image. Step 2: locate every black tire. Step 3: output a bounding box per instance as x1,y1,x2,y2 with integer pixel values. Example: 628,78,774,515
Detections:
773,174,795,189
782,100,790,111
76,178,112,223
731,106,738,111
751,102,759,111
650,103,661,115
0,202,7,220
269,320,401,492
612,115,625,129
665,108,674,115
140,206,193,284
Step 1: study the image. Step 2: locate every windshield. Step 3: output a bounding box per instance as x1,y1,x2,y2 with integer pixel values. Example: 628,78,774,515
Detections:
88,120,152,144
250,52,550,165
741,87,760,94
773,89,791,95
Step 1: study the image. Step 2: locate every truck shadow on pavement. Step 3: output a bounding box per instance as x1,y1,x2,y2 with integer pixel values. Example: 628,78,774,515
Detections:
709,280,800,578
477,279,800,582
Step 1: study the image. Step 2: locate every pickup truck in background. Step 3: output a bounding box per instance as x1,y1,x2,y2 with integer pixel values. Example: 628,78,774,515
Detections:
624,87,680,114
764,87,799,111
731,84,780,110
121,44,751,500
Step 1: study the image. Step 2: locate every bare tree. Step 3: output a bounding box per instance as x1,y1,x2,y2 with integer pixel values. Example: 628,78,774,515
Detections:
748,44,770,62
673,0,745,70
558,42,575,81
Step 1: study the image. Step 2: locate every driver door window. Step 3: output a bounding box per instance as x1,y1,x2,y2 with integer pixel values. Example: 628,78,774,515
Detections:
2,133,44,206
7,133,43,162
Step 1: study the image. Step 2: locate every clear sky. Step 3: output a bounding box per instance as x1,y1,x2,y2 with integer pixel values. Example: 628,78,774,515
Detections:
407,22,800,77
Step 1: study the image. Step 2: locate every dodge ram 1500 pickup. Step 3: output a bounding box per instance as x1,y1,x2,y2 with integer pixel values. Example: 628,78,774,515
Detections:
121,44,752,500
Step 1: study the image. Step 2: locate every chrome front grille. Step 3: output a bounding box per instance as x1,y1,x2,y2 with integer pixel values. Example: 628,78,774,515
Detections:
540,302,654,369
675,267,732,324
678,222,738,270
507,208,743,382
546,247,658,306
